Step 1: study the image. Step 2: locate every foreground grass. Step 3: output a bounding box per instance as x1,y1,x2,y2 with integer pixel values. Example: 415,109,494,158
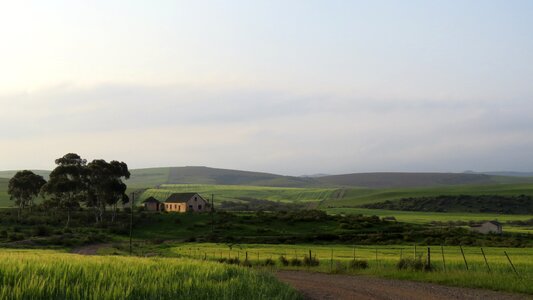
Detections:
168,243,533,295
0,249,300,300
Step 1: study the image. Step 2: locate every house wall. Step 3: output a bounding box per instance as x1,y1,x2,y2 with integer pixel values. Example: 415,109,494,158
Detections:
186,195,208,212
471,223,501,234
164,202,187,213
144,202,161,211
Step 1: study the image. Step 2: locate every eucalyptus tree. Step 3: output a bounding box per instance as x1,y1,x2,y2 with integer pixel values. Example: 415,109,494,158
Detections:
86,159,130,223
8,170,46,219
41,153,87,227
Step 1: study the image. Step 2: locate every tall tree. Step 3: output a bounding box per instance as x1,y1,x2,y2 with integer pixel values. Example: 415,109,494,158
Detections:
86,159,130,223
8,170,46,219
41,153,87,227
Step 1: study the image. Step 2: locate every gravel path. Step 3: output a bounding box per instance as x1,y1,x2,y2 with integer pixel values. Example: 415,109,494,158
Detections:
276,271,531,300
71,243,112,255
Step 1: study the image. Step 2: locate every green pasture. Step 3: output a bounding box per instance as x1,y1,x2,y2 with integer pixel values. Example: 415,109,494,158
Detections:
320,183,533,207
171,243,533,295
140,184,337,205
0,249,300,300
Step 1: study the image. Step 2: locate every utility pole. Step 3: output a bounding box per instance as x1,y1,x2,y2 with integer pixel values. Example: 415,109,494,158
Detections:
211,194,214,233
129,192,135,255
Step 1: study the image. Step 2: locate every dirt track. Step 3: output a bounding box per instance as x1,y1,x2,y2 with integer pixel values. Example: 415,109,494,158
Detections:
276,271,530,300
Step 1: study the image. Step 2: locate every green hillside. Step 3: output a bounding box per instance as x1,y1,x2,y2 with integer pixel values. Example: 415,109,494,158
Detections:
139,184,337,207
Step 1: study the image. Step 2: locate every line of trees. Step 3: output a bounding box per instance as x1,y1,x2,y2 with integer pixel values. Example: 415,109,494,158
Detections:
8,153,130,227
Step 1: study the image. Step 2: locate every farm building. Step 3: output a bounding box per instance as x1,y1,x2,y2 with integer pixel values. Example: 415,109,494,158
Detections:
142,197,163,211
164,193,209,213
470,221,502,234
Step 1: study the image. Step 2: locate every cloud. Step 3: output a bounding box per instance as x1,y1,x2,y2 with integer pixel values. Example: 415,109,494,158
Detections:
0,83,532,174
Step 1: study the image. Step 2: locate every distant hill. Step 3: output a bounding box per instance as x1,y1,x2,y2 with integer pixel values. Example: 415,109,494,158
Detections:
0,170,51,180
471,171,533,178
1,167,531,190
129,166,315,188
314,172,529,188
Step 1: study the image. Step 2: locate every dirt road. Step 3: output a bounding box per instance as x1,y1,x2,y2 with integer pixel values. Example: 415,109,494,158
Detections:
71,243,111,255
276,271,530,300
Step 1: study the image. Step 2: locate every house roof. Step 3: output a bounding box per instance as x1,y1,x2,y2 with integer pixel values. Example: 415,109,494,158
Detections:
487,221,502,226
165,193,200,203
142,197,160,204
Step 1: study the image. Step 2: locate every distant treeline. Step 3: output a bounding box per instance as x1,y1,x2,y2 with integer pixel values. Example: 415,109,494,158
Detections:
360,195,533,214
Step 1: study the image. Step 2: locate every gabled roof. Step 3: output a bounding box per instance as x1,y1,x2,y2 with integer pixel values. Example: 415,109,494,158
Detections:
487,220,502,226
142,197,160,204
165,193,200,203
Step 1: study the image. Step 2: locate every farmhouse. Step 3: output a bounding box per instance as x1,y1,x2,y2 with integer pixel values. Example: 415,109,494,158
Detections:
164,193,209,213
470,221,503,234
142,197,163,211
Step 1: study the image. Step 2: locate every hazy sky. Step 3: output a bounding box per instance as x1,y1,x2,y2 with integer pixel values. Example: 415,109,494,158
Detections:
1,1,532,175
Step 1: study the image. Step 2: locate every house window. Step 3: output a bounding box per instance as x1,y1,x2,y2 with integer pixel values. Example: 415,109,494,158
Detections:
189,205,193,210
194,197,197,201
198,205,202,210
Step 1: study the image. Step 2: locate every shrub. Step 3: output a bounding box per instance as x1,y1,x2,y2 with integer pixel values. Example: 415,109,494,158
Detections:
349,259,369,270
33,225,51,237
396,258,426,271
227,258,240,265
8,233,25,242
289,258,302,266
241,260,252,267
303,255,319,267
263,258,276,267
279,255,289,266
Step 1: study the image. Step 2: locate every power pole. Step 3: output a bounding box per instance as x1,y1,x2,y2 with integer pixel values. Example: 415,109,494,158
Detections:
211,194,214,233
129,192,135,255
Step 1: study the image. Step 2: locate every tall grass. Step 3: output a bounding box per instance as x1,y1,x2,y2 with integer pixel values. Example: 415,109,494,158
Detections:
172,243,533,295
0,250,300,300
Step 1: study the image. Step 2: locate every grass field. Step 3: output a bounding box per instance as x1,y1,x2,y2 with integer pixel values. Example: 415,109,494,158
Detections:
168,243,533,295
0,249,300,300
140,184,338,205
320,183,533,207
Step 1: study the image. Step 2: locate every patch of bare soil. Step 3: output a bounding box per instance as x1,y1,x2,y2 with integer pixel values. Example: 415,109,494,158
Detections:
71,243,112,255
276,271,530,300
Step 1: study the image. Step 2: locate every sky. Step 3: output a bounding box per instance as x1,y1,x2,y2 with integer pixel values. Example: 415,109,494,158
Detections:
0,1,532,175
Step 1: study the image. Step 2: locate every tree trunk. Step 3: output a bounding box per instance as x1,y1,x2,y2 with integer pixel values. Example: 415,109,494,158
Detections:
65,207,71,228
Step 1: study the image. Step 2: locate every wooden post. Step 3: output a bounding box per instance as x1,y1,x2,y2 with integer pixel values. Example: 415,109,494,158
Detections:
400,248,403,260
441,246,446,272
460,246,469,271
330,249,333,272
427,247,431,269
480,248,491,273
504,251,519,277
353,246,356,261
375,248,378,267
246,251,248,262
414,244,417,259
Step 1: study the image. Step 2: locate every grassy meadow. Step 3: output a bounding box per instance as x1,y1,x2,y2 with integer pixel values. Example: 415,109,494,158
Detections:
140,184,337,205
0,249,300,300
168,243,533,295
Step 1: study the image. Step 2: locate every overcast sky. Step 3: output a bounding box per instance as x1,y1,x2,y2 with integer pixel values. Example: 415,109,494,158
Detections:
1,1,532,175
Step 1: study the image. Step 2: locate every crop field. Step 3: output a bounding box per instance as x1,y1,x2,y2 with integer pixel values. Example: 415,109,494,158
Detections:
169,243,533,295
320,183,533,207
0,249,300,300
140,184,338,205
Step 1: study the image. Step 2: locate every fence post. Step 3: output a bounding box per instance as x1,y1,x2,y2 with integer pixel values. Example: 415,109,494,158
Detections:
426,247,431,269
330,249,333,272
353,246,356,261
414,244,417,259
480,248,491,273
246,251,248,262
441,246,446,272
504,251,520,277
400,248,403,260
460,246,469,271
375,248,378,267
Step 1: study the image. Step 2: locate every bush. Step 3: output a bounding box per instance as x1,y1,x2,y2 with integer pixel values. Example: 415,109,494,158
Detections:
8,233,25,242
289,258,302,266
0,230,8,239
241,260,252,267
396,258,427,271
279,255,289,266
33,225,51,237
263,258,276,266
227,258,240,265
349,259,369,270
303,255,319,267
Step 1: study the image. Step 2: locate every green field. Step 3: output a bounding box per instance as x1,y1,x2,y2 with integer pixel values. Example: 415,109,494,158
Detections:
140,184,337,205
0,249,300,300
166,243,533,295
320,183,533,207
